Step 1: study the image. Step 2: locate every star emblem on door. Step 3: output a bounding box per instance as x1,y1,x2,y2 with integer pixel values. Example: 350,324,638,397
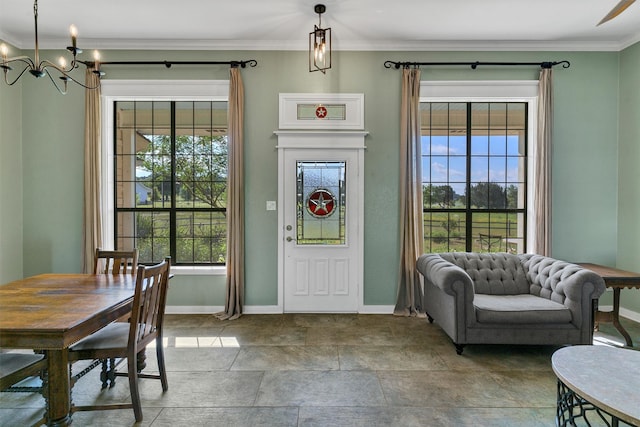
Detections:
315,105,328,119
306,188,336,218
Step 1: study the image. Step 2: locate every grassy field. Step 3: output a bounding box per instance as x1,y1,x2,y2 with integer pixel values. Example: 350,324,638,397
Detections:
424,211,523,253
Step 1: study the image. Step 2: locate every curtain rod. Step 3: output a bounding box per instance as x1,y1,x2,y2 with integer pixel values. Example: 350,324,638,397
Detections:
383,60,570,70
80,59,258,69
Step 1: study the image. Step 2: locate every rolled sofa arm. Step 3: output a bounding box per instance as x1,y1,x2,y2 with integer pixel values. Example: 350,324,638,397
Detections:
416,254,474,296
557,268,606,302
519,254,606,302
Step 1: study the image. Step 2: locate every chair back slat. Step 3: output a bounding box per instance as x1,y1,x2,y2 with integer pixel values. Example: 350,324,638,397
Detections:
94,249,139,276
129,258,171,353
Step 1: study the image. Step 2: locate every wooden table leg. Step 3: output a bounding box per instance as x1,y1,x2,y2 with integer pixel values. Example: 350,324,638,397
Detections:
45,349,72,427
611,288,633,347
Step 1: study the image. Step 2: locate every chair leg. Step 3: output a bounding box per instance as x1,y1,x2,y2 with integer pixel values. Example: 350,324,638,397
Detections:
156,337,169,391
108,358,117,388
99,359,109,389
128,354,143,422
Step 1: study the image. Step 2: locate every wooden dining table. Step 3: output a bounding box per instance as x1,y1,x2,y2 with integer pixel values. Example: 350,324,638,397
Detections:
0,273,137,426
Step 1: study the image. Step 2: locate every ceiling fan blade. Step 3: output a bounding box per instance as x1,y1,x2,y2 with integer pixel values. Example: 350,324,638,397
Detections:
597,0,636,25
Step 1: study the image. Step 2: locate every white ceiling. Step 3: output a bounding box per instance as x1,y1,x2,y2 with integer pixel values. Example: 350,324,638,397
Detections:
1,0,639,52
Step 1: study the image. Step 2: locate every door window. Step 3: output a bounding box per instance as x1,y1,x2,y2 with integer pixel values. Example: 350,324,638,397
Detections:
296,161,346,245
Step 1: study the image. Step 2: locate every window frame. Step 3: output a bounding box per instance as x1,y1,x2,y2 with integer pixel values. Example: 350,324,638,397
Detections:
101,80,229,274
420,80,539,253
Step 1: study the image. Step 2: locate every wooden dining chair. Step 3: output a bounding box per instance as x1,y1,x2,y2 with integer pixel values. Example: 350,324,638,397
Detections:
69,257,170,422
75,248,139,388
0,352,47,392
94,248,139,275
0,353,47,426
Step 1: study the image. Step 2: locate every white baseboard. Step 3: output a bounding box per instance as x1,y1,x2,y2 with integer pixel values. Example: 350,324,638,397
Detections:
600,305,640,323
243,305,283,314
358,305,395,314
167,304,640,320
165,306,224,314
166,305,396,315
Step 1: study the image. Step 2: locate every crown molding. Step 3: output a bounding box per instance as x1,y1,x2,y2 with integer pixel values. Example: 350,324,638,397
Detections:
3,35,639,53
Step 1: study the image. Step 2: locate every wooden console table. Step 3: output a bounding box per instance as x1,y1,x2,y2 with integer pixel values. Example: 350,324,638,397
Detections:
552,346,640,426
578,263,640,347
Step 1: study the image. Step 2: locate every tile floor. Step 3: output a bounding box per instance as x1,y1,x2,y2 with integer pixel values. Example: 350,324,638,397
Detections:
1,313,638,427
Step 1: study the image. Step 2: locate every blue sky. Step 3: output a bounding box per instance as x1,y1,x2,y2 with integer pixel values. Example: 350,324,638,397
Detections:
422,135,523,195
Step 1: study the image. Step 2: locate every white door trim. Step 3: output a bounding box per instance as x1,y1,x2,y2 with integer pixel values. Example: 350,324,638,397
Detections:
275,131,367,313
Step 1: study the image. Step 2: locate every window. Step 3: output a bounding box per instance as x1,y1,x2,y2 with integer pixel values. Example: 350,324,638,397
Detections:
113,100,228,265
421,101,527,253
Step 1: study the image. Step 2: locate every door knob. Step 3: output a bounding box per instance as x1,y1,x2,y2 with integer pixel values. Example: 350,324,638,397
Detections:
286,236,294,242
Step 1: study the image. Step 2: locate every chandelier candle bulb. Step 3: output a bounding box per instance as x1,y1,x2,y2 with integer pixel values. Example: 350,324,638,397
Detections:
70,25,77,49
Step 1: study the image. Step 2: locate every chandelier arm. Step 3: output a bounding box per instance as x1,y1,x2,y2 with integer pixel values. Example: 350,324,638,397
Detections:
44,69,68,95
40,59,78,75
0,0,94,93
3,56,37,69
41,65,99,90
2,64,32,85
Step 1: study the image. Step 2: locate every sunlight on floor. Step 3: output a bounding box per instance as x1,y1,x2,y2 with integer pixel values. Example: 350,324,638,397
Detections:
147,336,241,348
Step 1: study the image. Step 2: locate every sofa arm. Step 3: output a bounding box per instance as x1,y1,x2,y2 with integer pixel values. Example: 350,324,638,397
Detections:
519,254,606,330
416,254,474,297
557,268,606,302
520,254,606,302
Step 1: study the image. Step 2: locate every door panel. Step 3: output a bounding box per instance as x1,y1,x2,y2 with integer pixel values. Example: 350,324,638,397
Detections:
282,149,359,312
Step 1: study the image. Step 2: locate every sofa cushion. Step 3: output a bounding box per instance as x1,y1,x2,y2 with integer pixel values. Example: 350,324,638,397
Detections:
473,294,572,324
440,252,530,295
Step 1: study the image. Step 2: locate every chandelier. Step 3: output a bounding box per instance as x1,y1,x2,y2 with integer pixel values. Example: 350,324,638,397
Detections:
309,4,331,74
0,0,100,94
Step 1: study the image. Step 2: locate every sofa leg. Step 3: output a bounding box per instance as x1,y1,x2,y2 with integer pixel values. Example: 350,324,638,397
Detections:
427,314,434,323
454,344,465,355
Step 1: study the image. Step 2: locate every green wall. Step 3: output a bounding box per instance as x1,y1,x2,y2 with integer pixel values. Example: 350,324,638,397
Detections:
617,41,640,313
0,41,23,284
2,47,633,311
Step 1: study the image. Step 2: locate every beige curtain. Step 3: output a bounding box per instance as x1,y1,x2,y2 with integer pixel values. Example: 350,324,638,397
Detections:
82,66,102,273
394,67,424,317
534,68,552,256
217,67,245,320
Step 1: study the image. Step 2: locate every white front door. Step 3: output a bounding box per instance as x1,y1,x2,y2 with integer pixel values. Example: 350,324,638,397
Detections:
278,136,364,312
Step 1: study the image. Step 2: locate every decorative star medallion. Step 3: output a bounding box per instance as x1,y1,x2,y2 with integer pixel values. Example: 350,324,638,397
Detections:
306,188,336,218
315,105,328,119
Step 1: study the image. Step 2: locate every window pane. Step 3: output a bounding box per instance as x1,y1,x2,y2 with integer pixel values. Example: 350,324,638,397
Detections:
470,133,489,155
114,100,228,265
507,134,523,156
449,156,466,184
507,103,526,130
422,101,527,253
471,103,488,128
424,212,466,252
489,103,507,127
296,161,346,245
448,103,467,129
449,135,467,156
489,135,507,156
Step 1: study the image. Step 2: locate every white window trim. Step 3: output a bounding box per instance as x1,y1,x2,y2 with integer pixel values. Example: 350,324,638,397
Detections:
100,80,229,275
420,80,539,253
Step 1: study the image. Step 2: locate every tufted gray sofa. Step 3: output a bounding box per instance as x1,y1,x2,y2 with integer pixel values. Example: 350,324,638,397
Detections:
417,252,606,354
